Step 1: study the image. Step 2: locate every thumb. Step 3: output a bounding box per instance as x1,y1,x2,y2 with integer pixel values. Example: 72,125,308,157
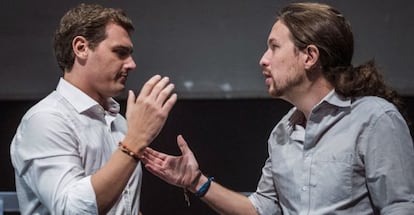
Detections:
177,135,191,155
127,90,136,104
126,90,135,114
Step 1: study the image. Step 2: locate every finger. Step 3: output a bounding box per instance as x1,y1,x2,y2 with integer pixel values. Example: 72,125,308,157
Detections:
127,90,136,107
177,135,191,155
148,76,170,100
144,147,167,160
162,93,177,112
140,75,162,96
142,149,168,167
144,163,166,179
141,153,164,168
156,83,175,104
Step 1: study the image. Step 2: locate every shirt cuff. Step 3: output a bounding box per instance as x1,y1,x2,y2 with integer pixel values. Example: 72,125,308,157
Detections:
56,176,98,214
248,192,281,215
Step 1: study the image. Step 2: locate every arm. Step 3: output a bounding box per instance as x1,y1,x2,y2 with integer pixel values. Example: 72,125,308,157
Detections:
363,110,414,214
12,75,176,214
142,135,258,215
91,75,177,213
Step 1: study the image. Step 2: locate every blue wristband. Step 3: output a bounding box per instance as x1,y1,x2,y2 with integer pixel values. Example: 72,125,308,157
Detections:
194,177,214,197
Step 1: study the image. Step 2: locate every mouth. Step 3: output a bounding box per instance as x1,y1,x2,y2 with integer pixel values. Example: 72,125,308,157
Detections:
262,69,271,76
265,77,273,86
262,71,272,85
118,73,128,84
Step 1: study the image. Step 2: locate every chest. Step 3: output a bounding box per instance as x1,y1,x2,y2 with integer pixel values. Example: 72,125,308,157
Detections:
269,115,367,208
71,113,126,174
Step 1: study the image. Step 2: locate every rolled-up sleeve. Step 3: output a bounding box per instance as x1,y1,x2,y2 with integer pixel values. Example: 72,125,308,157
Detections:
248,155,282,215
12,111,98,214
362,110,414,214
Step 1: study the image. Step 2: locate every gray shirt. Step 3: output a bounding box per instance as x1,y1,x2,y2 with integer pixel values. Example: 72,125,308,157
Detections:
249,90,414,215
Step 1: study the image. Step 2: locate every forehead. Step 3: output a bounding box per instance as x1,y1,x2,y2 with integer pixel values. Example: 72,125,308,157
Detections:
102,22,133,48
268,20,293,43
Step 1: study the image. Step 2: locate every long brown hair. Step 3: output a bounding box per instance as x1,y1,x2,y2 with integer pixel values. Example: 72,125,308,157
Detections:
278,2,409,125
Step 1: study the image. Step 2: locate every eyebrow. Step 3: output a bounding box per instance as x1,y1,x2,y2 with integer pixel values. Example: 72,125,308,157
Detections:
268,38,279,45
113,45,134,54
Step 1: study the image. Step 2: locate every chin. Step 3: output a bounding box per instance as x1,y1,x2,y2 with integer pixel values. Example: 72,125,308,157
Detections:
268,88,284,98
116,88,126,95
110,86,125,97
117,82,126,90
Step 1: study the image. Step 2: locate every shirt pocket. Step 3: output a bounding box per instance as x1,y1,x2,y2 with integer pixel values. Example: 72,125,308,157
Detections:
312,152,354,204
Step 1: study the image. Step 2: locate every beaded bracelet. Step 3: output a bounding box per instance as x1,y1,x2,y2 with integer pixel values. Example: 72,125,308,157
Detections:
118,142,140,162
194,177,215,197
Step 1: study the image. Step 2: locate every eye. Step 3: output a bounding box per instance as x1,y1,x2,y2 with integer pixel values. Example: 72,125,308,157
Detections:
115,50,129,59
270,43,279,50
113,47,132,59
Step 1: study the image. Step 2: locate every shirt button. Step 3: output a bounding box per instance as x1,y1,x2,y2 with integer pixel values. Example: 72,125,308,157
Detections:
302,186,308,191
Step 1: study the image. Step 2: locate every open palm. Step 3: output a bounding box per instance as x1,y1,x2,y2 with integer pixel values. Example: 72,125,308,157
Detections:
142,135,201,189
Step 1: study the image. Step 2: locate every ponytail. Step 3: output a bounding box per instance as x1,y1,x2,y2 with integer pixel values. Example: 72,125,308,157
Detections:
325,60,410,127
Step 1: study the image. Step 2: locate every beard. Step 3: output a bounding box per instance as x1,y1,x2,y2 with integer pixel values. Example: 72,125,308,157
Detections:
268,72,305,98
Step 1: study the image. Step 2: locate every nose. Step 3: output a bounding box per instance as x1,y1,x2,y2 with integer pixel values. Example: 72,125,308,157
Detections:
259,49,270,68
125,56,137,71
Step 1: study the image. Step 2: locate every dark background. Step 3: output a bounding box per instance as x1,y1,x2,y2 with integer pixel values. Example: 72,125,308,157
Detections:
1,0,414,214
0,99,294,214
1,98,413,214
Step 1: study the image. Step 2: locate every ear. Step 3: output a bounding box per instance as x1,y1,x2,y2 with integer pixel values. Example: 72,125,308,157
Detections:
303,44,319,70
72,36,89,59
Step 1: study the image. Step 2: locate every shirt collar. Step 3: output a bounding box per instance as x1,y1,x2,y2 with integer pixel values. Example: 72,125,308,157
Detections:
303,90,351,117
287,90,351,134
322,89,351,108
56,78,120,115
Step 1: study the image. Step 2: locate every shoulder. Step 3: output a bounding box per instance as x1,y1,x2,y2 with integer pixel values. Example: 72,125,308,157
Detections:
351,96,400,119
351,96,409,134
23,91,73,120
18,91,79,137
352,96,396,110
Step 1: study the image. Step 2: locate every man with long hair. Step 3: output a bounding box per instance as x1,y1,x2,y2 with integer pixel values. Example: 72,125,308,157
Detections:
142,2,414,214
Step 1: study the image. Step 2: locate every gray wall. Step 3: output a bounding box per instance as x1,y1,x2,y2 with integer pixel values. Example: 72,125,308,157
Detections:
1,0,413,99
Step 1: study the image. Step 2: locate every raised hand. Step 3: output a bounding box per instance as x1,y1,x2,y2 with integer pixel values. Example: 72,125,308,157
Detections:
123,75,177,155
142,135,202,190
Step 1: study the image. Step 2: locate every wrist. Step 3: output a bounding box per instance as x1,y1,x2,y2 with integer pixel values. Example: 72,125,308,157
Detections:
118,142,140,162
188,174,206,193
182,174,214,206
122,136,146,157
194,176,215,197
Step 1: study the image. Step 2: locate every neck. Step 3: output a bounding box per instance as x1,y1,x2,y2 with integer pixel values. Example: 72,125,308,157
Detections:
63,70,108,109
282,77,333,120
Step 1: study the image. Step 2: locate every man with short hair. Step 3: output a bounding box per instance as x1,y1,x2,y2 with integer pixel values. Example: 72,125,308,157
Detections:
11,3,177,214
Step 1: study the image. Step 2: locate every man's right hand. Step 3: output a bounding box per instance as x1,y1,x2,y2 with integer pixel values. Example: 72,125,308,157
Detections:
142,135,202,191
123,75,177,156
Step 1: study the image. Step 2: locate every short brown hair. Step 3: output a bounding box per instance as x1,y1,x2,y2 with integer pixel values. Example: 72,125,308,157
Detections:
53,3,134,71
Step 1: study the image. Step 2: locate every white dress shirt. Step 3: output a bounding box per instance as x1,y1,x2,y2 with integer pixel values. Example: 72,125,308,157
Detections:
10,78,142,215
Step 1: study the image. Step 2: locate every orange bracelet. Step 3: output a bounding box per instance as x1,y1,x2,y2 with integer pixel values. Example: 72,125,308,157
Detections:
118,142,140,162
